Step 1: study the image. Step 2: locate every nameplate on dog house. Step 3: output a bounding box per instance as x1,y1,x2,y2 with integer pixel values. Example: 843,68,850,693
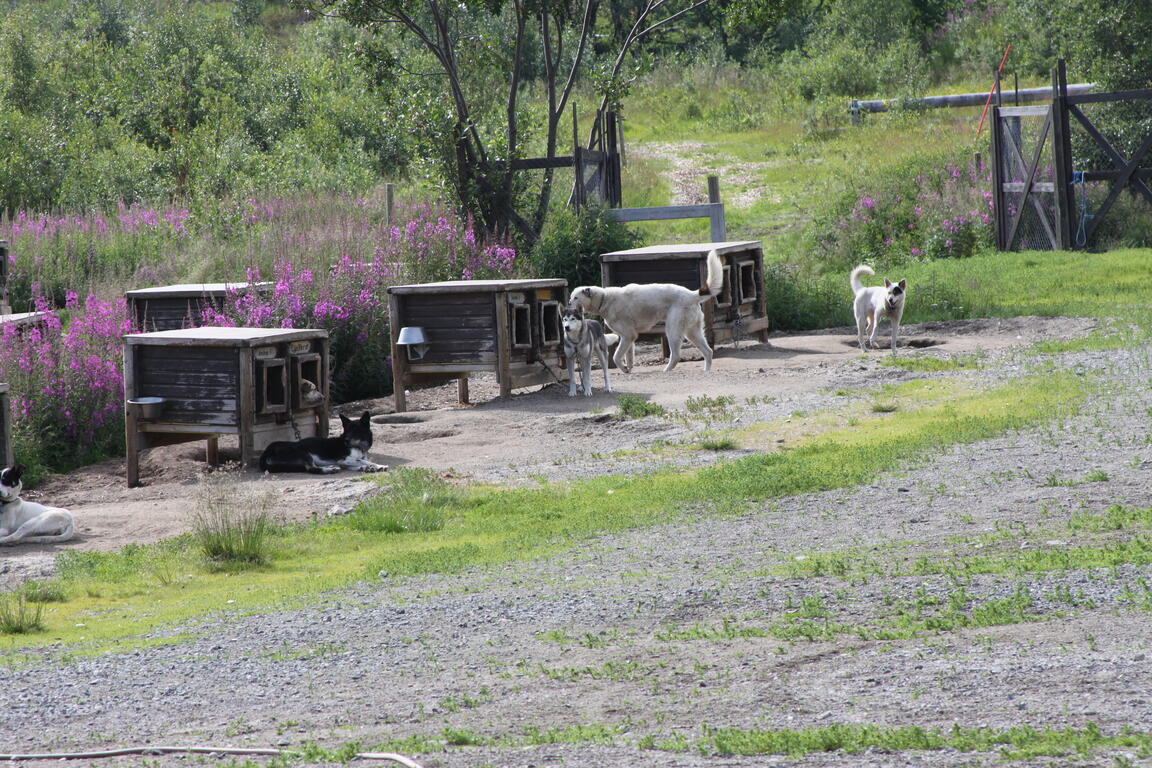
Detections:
254,346,277,359
288,341,311,355
506,292,526,304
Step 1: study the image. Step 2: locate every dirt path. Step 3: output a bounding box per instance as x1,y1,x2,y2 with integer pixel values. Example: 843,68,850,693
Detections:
0,317,1092,587
14,313,1152,768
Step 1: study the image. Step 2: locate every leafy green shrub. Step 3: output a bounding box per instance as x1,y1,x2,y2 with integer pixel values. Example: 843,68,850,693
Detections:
774,37,928,102
529,206,640,289
803,152,994,274
762,263,852,331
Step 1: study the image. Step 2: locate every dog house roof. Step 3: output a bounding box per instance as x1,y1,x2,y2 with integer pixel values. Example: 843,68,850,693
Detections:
125,326,328,346
601,241,762,261
388,278,567,295
125,282,273,298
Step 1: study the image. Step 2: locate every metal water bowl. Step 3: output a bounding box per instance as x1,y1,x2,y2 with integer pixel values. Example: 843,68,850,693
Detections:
127,397,167,420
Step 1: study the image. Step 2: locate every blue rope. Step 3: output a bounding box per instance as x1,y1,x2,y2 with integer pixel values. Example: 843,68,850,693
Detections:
1071,170,1093,248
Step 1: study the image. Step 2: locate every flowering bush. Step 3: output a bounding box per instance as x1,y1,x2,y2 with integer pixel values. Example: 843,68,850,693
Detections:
2,204,191,310
806,153,995,272
200,204,522,402
1,196,522,475
0,294,130,477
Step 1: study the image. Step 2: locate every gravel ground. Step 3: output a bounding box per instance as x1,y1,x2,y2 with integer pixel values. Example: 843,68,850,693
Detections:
2,320,1151,768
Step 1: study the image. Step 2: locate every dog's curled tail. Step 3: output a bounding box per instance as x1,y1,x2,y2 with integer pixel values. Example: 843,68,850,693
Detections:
850,264,875,294
698,249,724,301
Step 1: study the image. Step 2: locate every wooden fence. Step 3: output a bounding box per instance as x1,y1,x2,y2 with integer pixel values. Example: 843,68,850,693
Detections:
512,109,622,209
606,176,727,241
992,59,1152,251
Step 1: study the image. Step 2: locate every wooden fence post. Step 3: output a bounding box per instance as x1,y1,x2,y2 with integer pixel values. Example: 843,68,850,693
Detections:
990,104,1006,250
707,176,726,242
1051,59,1075,249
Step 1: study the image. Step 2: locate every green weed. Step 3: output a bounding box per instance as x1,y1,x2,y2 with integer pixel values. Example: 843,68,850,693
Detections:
617,394,667,418
0,591,45,634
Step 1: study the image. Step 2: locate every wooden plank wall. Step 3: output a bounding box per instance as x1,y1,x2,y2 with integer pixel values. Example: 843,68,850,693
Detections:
398,293,497,364
132,297,219,332
607,261,701,289
135,346,239,425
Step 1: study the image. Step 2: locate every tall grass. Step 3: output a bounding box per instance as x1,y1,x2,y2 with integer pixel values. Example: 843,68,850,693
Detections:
192,473,277,570
0,591,45,634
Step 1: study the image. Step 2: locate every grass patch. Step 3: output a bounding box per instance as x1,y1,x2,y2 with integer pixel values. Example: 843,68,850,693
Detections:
684,721,1146,760
192,473,276,569
617,393,667,418
0,372,1088,653
340,467,452,534
0,591,45,634
881,353,984,372
699,436,739,451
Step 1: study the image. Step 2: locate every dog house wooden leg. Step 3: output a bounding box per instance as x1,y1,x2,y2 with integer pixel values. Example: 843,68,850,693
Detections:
458,375,470,405
126,411,140,487
205,436,219,466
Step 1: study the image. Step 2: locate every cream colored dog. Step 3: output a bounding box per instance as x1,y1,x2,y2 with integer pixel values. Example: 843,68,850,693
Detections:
569,249,724,372
851,264,907,353
0,464,75,545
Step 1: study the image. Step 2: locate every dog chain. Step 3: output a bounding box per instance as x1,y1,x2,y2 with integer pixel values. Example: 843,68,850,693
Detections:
287,408,302,440
732,311,746,350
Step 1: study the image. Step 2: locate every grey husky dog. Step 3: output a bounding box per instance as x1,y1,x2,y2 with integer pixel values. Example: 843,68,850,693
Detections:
562,303,618,397
259,411,385,473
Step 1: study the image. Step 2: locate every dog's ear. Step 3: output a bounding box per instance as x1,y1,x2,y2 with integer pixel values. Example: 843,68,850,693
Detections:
360,411,371,425
884,278,893,288
339,413,352,428
898,279,907,290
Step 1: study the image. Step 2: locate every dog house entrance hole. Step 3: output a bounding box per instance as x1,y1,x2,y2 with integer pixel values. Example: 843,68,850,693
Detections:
738,261,758,304
291,353,322,409
716,264,734,308
258,358,288,414
510,302,531,348
539,301,561,345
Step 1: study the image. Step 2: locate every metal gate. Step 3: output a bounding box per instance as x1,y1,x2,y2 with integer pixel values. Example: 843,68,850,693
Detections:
992,60,1152,250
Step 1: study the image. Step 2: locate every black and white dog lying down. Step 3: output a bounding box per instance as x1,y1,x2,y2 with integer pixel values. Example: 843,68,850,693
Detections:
259,411,386,474
0,464,75,545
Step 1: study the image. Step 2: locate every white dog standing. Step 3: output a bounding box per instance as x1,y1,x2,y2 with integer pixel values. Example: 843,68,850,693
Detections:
0,464,75,545
569,249,724,372
851,264,907,353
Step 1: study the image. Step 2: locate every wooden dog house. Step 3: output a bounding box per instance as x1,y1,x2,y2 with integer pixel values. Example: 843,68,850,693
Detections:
123,327,330,486
387,279,568,411
600,241,770,346
0,383,12,467
126,282,273,332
